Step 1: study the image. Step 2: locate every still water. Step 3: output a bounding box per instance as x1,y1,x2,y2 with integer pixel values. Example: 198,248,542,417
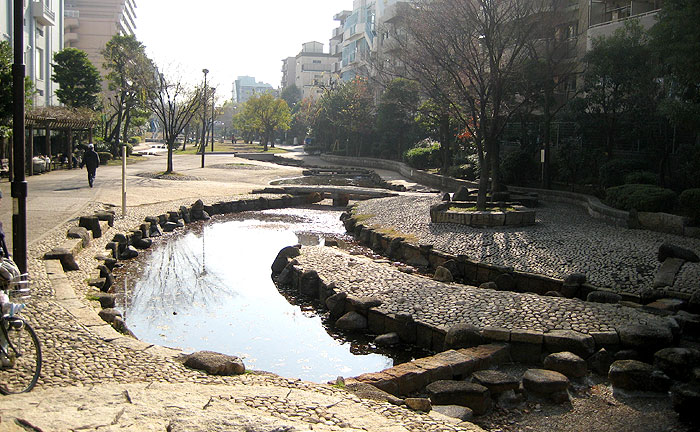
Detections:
121,208,394,382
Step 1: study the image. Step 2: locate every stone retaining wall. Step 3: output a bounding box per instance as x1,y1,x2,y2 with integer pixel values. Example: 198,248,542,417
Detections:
320,154,699,238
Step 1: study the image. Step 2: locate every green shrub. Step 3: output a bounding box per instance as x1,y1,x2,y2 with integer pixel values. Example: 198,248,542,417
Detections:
599,159,649,188
501,149,538,186
128,136,141,144
679,188,700,221
605,184,677,213
624,171,658,185
446,163,476,181
404,141,440,170
97,152,112,163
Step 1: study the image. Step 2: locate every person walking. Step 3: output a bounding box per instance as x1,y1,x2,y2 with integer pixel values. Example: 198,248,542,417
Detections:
80,144,100,188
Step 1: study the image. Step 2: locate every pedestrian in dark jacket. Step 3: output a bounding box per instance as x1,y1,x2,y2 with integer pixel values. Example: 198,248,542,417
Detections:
80,144,100,188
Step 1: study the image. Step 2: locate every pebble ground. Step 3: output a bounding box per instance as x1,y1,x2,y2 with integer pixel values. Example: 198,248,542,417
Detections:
353,195,700,297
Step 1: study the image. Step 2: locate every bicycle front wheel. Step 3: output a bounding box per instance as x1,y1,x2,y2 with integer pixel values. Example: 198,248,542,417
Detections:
0,319,42,394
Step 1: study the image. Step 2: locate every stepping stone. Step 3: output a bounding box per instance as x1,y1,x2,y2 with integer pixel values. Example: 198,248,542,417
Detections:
654,258,684,288
670,383,700,424
608,360,671,392
522,369,569,395
471,370,519,394
93,292,115,309
67,226,91,247
374,332,400,347
543,351,587,378
658,243,699,263
405,398,431,412
425,380,492,415
433,266,453,283
653,347,700,381
432,405,473,422
588,348,614,375
444,323,483,349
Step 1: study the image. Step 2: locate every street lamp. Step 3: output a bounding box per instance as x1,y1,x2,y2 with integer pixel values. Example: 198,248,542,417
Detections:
200,69,209,168
11,0,27,272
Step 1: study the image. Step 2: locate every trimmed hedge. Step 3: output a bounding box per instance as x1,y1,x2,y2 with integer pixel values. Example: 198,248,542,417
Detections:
404,142,440,170
624,171,658,186
679,188,700,221
605,184,677,213
599,159,648,188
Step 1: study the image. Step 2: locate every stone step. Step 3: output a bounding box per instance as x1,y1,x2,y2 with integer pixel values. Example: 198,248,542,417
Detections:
346,343,509,396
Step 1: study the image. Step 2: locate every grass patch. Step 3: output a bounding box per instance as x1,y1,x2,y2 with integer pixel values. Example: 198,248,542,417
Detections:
352,213,376,223
448,206,516,213
175,142,289,155
105,155,148,166
376,227,419,243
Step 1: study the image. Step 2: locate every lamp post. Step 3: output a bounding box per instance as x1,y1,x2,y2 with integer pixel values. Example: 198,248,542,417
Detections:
200,69,209,168
11,0,27,273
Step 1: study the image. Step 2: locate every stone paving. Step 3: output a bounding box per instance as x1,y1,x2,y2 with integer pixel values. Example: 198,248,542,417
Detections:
293,246,671,335
7,195,481,432
353,195,700,297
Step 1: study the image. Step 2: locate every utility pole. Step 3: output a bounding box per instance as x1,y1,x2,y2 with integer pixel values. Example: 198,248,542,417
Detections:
11,0,27,273
200,69,208,168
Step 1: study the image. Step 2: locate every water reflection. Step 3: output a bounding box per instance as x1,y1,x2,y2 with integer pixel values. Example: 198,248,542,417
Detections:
122,208,394,382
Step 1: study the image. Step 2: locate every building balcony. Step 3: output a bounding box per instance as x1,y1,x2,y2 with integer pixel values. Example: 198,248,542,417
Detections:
587,4,660,50
32,1,56,27
589,1,661,28
65,32,79,44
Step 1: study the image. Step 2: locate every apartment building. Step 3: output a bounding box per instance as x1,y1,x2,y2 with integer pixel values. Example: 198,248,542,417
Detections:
233,76,274,104
1,0,64,107
64,0,137,75
281,41,334,100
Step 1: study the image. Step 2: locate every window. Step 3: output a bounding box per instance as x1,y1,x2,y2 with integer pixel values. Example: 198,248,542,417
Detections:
36,48,44,80
313,60,321,64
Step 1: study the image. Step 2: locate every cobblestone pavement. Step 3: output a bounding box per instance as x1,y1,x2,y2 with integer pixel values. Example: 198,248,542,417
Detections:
294,246,670,334
5,195,481,432
353,195,700,297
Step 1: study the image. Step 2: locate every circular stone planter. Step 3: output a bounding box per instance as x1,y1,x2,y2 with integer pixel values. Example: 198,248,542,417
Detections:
430,202,536,228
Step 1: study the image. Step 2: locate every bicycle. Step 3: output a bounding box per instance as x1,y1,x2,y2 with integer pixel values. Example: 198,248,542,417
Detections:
0,273,41,394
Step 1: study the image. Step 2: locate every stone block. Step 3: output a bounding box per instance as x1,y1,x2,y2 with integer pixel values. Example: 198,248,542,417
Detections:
522,369,569,395
510,329,543,344
79,215,101,238
544,330,595,358
43,247,79,271
482,326,511,342
416,323,435,349
368,309,386,335
510,342,542,364
413,357,454,382
543,351,587,378
432,350,477,378
654,258,685,288
590,331,620,348
67,226,91,248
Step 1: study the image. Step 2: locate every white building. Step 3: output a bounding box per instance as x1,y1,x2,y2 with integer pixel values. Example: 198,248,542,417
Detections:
281,41,334,100
64,0,137,78
233,76,273,104
1,0,65,107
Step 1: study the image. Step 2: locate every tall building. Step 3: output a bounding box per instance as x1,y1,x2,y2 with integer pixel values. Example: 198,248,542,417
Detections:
281,41,334,100
0,0,65,107
233,76,273,104
64,0,137,75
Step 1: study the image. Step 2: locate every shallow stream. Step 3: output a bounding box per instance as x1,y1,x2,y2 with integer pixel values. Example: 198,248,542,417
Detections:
116,207,416,382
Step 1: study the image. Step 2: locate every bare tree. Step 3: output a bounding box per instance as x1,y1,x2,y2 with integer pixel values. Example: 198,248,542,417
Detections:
388,0,542,209
145,71,202,173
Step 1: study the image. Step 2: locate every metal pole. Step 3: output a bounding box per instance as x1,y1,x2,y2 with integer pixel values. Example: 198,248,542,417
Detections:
210,88,215,152
200,69,208,168
121,144,126,218
11,0,27,273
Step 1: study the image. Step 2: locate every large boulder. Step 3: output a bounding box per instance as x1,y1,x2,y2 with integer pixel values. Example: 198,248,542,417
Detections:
588,348,615,375
444,324,483,349
453,186,471,202
670,383,700,424
433,266,454,283
425,380,492,415
335,311,367,331
67,226,91,247
608,360,671,392
182,351,245,375
271,246,301,274
543,351,587,378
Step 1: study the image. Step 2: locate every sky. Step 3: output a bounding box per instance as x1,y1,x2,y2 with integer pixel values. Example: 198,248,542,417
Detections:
135,0,350,100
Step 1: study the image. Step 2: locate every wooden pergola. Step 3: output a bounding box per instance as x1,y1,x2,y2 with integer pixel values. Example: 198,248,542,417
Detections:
22,107,99,176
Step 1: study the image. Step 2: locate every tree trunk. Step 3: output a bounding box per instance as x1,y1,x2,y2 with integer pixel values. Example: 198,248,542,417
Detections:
166,146,173,174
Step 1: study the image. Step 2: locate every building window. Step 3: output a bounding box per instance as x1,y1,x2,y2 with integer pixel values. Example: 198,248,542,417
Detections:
36,48,44,80
313,60,321,64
